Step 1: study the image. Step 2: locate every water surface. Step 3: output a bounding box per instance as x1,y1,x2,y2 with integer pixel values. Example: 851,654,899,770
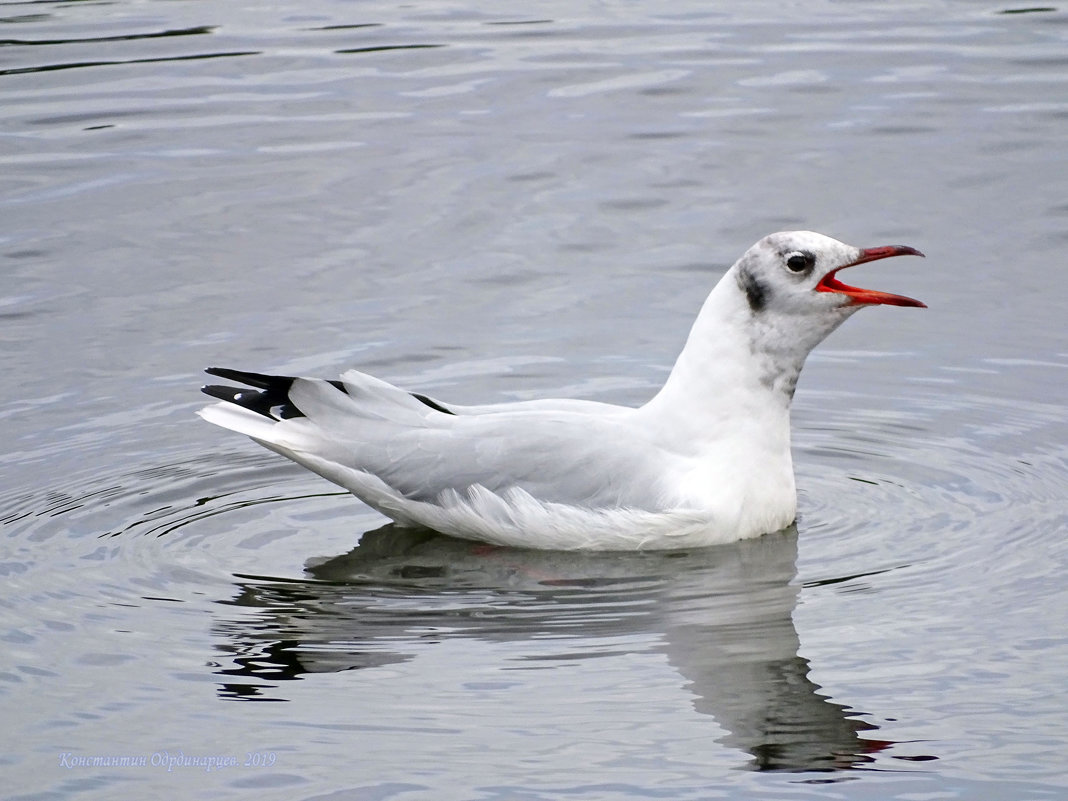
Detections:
2,1,1067,799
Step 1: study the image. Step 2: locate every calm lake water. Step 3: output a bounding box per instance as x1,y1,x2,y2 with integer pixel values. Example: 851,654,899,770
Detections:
2,1,1067,799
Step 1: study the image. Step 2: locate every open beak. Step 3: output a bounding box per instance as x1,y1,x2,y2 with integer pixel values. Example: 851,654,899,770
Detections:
816,245,926,308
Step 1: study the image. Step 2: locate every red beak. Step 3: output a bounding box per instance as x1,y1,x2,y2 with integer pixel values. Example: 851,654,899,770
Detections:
816,245,926,308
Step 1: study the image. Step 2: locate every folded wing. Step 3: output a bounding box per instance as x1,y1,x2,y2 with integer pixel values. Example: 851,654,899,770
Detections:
199,368,668,511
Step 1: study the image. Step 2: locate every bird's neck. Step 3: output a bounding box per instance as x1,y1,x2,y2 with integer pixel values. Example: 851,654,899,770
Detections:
639,273,804,448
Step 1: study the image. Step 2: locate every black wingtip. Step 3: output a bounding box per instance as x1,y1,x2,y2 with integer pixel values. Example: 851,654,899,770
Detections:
202,366,456,419
204,367,286,389
202,383,243,402
201,367,302,419
411,392,455,415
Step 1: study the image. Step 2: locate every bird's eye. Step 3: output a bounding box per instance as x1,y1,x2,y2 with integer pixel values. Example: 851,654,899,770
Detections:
785,252,815,274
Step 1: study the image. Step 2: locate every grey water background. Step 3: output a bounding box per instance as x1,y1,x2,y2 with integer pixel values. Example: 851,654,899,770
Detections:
2,0,1067,798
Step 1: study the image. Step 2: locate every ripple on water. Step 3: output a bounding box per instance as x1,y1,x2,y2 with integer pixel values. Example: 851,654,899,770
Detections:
0,451,353,614
794,375,1068,601
1,433,933,772
0,358,1062,787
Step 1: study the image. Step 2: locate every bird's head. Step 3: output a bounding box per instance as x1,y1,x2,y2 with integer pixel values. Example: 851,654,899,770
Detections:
718,231,925,386
650,231,926,411
731,230,924,338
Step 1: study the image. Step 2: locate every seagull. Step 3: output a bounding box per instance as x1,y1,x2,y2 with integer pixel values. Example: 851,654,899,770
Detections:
199,231,924,551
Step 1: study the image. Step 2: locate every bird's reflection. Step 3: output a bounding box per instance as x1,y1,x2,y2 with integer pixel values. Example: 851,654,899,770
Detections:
212,524,887,771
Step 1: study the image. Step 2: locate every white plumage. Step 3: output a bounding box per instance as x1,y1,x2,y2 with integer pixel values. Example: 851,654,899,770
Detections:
200,231,924,550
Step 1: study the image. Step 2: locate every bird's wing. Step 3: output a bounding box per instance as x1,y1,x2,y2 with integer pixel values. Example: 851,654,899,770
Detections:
200,368,669,510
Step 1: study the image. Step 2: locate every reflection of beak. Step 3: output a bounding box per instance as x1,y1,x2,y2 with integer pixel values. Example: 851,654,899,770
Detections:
816,245,926,307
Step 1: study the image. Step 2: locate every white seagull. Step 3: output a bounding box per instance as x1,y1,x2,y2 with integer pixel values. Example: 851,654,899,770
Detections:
200,231,924,551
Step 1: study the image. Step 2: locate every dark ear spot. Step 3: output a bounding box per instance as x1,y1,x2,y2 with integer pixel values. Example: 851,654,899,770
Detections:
736,267,767,313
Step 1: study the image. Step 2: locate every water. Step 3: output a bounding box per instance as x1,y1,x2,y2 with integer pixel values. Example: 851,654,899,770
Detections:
2,1,1067,798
